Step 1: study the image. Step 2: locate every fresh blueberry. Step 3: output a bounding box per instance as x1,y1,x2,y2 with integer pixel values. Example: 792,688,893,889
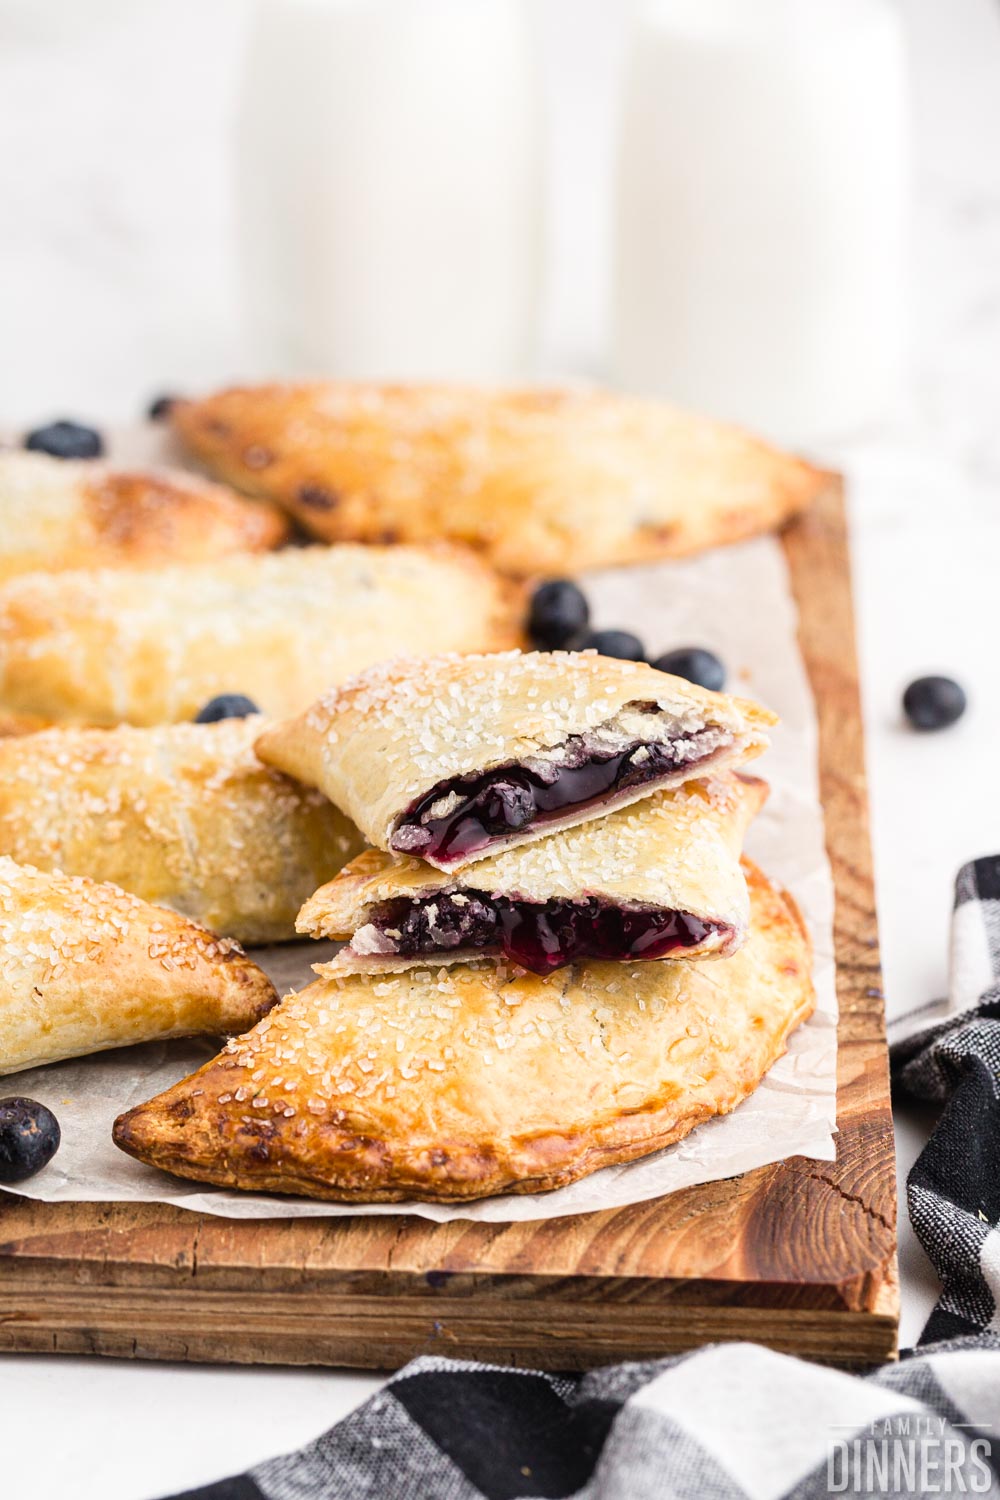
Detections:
194,694,261,724
24,420,104,460
147,393,180,421
652,647,727,692
528,579,590,650
481,780,535,832
903,676,967,731
0,1097,61,1184
582,629,646,662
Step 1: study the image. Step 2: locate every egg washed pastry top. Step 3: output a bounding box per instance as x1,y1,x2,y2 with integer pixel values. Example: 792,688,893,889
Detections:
0,712,49,738
298,774,767,974
0,544,522,726
171,382,828,577
255,650,776,871
0,449,288,581
0,719,366,944
113,858,814,1203
0,856,277,1075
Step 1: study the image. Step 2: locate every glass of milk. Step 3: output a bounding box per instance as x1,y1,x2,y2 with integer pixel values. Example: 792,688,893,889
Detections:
237,0,542,382
611,0,909,445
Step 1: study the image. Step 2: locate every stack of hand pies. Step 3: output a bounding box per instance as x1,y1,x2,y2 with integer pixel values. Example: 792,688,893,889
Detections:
112,650,815,1203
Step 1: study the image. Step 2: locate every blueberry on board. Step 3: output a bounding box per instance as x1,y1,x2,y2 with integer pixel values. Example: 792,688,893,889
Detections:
147,393,179,421
528,579,590,650
903,676,967,731
0,1098,61,1184
582,628,645,662
652,647,727,692
24,420,104,460
194,694,261,724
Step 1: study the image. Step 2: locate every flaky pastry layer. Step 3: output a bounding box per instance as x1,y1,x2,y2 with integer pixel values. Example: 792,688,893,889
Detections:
0,856,276,1074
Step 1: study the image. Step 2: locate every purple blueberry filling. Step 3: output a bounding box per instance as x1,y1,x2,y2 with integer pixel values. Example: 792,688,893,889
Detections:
363,892,725,975
391,723,731,865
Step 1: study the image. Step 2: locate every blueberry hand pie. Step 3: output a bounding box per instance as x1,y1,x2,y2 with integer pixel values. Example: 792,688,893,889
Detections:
171,382,827,576
112,859,813,1203
255,651,775,871
0,857,277,1075
0,719,366,944
298,775,766,974
0,449,288,581
0,545,521,725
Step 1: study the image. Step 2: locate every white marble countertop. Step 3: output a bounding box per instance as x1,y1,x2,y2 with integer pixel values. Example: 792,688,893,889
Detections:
3,0,1000,1495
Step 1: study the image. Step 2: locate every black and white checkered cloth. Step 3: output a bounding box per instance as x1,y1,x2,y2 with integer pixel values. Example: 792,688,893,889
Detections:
166,859,1000,1500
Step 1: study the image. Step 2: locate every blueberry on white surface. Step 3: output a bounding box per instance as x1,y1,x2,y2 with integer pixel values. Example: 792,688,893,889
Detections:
582,629,646,662
194,694,261,723
903,676,967,731
147,393,179,421
528,579,590,650
652,647,727,692
24,420,104,460
0,1098,61,1184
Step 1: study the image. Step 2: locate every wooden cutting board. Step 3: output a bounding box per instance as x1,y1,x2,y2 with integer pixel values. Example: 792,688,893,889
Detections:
0,479,898,1370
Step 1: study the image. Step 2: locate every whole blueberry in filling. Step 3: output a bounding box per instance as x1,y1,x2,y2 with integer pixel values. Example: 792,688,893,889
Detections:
365,893,723,975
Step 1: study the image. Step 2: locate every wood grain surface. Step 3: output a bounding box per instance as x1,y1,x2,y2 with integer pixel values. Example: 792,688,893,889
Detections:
0,479,898,1370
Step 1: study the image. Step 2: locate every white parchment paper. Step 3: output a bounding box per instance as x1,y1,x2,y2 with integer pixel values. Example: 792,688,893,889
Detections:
3,473,837,1221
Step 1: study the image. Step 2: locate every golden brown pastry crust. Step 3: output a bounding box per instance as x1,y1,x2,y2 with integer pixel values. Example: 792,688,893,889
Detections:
0,719,366,944
299,774,767,971
0,545,523,725
0,856,277,1075
0,449,288,580
255,650,776,867
171,382,828,576
112,859,814,1202
0,711,50,738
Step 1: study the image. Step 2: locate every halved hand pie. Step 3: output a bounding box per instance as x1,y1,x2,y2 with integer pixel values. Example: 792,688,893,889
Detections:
0,857,277,1075
112,859,814,1203
0,719,366,944
171,382,827,576
255,650,775,871
0,449,288,581
0,544,521,725
298,775,766,974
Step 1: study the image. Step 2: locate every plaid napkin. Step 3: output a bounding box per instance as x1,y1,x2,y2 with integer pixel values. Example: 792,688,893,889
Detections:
165,859,1000,1500
890,855,1000,1346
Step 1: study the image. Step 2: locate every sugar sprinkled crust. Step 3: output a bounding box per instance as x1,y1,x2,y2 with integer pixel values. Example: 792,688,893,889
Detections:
298,774,767,971
0,449,288,581
255,650,776,868
112,858,814,1203
0,544,523,725
0,719,366,943
0,855,277,1075
171,381,828,576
